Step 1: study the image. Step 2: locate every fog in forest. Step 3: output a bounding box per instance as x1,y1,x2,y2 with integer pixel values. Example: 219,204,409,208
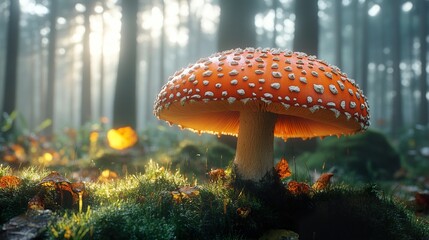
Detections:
1,0,428,139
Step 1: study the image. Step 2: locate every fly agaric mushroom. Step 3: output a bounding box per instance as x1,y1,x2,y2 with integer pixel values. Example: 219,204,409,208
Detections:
154,48,370,181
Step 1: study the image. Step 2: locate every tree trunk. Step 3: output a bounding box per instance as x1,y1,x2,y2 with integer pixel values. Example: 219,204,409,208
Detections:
352,0,359,79
81,0,93,125
217,0,258,51
217,0,259,148
419,0,428,126
272,0,280,48
335,0,342,68
2,0,20,136
391,0,403,136
287,0,319,154
99,4,105,119
45,0,58,134
360,0,369,93
113,0,138,128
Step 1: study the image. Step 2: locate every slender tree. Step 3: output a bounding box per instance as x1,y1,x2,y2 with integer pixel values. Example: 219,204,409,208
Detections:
335,0,343,68
2,0,20,123
81,0,94,125
216,0,259,148
419,0,428,125
293,0,318,55
217,0,259,51
45,0,58,134
272,0,280,48
391,0,403,136
360,0,369,93
288,0,319,154
113,0,139,128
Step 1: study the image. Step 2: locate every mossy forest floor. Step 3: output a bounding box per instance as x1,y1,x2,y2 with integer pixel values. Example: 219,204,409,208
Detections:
0,161,428,240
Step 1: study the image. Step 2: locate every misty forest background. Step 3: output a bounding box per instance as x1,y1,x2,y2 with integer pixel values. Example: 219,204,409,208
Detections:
0,0,428,141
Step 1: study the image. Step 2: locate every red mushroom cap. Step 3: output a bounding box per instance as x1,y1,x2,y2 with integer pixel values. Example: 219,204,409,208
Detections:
153,48,370,139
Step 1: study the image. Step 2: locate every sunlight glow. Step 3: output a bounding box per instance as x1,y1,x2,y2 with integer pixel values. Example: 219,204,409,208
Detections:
20,0,48,16
75,3,86,13
402,1,413,12
141,6,164,38
368,4,381,17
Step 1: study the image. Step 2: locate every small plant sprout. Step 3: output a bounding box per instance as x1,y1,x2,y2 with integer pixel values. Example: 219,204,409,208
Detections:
154,48,370,181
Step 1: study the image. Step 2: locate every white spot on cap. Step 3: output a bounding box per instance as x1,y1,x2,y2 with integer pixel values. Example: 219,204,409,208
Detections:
215,83,222,88
241,98,250,104
327,102,336,107
264,93,273,99
337,81,345,90
311,71,318,77
350,101,357,109
340,101,346,109
281,103,290,109
285,96,290,101
229,69,239,76
188,74,196,82
255,70,264,75
271,83,281,89
309,105,320,113
272,72,282,78
289,86,300,92
344,112,352,120
307,96,313,103
259,79,265,83
288,73,295,80
325,72,333,79
222,91,228,96
243,76,249,81
313,84,324,94
237,89,245,95
299,77,307,84
205,91,214,97
284,66,292,72
203,70,212,77
348,89,354,96
329,85,338,95
249,83,255,88
271,63,279,69
227,97,236,104
330,108,340,118
231,79,238,85
203,80,209,86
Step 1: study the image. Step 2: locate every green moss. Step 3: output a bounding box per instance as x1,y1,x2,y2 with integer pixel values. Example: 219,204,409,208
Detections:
1,164,428,240
297,130,401,181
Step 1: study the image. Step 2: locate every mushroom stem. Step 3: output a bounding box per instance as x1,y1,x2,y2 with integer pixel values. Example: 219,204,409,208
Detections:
234,111,277,180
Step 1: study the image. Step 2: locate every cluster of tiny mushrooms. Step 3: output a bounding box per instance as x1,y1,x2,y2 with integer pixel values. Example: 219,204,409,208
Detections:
154,48,370,181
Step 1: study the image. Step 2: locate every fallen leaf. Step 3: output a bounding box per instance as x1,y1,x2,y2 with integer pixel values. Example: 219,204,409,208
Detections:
287,181,311,195
98,169,119,183
171,186,200,203
275,157,292,179
415,192,429,212
107,126,138,150
0,175,22,188
312,173,334,191
40,171,70,187
28,195,44,210
207,168,226,183
236,207,251,218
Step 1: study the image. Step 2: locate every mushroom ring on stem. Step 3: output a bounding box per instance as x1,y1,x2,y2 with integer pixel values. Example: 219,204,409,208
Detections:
154,48,370,181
